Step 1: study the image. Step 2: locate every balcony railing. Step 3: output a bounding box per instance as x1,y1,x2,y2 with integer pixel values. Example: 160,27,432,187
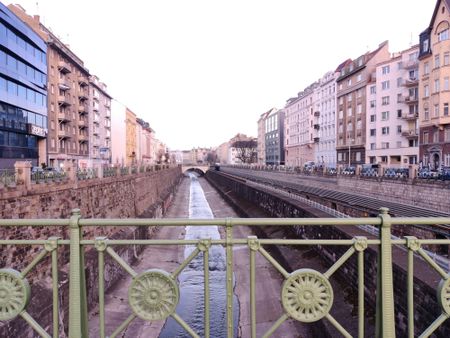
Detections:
58,61,71,74
0,212,449,338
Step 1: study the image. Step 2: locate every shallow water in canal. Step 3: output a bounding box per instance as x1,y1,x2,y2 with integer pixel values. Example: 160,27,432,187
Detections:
159,173,238,337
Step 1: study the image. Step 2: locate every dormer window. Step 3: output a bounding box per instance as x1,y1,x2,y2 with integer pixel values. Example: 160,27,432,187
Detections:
422,38,429,53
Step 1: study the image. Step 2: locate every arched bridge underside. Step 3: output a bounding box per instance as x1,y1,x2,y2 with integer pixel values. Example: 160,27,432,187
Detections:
182,165,210,175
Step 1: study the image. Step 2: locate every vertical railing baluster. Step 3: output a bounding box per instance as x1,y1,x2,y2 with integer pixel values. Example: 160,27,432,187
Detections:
225,218,233,338
248,236,259,338
203,242,210,338
80,236,89,337
51,240,59,338
405,236,419,338
68,209,82,338
358,248,364,338
95,238,107,338
377,207,396,338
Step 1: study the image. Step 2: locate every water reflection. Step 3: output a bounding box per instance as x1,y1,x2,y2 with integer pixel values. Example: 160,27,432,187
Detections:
159,173,238,338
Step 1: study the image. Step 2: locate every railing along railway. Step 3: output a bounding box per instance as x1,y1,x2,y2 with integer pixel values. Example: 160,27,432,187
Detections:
0,211,450,338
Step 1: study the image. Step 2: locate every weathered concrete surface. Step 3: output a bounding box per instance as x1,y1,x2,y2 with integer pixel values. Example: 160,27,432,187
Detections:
88,175,311,337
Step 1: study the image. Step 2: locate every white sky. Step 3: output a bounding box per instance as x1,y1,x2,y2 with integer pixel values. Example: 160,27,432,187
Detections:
6,0,436,150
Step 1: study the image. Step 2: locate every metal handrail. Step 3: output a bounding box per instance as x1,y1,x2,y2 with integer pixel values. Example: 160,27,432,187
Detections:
0,212,449,338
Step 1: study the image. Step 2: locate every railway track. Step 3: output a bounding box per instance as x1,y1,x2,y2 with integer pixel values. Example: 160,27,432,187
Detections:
219,167,450,234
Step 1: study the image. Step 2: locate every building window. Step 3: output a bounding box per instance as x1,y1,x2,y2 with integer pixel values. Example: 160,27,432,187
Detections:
370,143,376,150
438,28,449,42
445,128,450,141
424,108,429,120
338,153,342,161
381,111,389,120
382,127,389,135
356,152,361,161
356,74,362,82
397,109,402,118
445,154,450,166
424,62,429,75
423,131,429,144
445,52,450,65
357,104,362,114
434,79,440,93
347,79,352,86
370,86,376,94
435,54,440,68
347,107,352,116
424,85,429,97
357,89,362,98
433,131,439,143
347,94,352,102
423,39,429,53
382,65,390,74
434,104,439,117
370,129,376,136
397,125,402,134
382,96,390,105
397,93,402,103
370,114,376,122
444,103,449,116
370,100,376,108
382,142,390,149
382,81,390,90
397,77,403,87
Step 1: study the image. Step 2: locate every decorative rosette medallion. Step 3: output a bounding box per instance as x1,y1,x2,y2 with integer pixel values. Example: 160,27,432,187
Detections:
128,269,179,321
0,269,30,321
281,268,333,322
438,278,450,316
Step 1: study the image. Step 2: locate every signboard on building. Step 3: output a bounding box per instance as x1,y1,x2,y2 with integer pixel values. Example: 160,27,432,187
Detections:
26,124,47,138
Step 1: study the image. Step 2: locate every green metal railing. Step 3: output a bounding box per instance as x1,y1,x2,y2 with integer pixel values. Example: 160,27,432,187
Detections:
0,209,449,338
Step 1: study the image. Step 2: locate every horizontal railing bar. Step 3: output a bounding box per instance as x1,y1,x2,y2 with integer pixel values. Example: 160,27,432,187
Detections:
417,239,450,244
1,217,449,228
78,217,384,226
0,240,70,245
0,220,69,227
78,239,383,246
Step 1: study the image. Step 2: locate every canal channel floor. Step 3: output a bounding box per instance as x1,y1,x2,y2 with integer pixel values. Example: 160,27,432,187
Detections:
88,175,312,337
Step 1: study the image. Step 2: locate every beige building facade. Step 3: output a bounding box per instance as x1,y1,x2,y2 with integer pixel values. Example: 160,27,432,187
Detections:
419,0,450,169
336,41,390,167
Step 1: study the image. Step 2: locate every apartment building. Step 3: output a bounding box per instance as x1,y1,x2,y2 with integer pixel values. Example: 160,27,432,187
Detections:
315,71,338,167
366,46,420,166
257,108,275,164
418,0,450,169
136,118,154,165
88,76,112,166
0,3,47,169
336,41,390,167
265,109,285,165
284,82,318,167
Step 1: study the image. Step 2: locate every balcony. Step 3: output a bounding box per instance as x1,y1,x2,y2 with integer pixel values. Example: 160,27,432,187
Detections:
78,91,89,101
403,60,419,69
58,61,71,74
58,111,71,122
78,76,88,87
58,79,71,91
313,137,320,142
78,104,88,114
313,124,320,130
314,110,320,117
405,96,418,104
403,78,418,87
78,134,88,142
78,119,88,128
401,129,419,139
58,95,71,106
402,113,418,121
58,129,71,139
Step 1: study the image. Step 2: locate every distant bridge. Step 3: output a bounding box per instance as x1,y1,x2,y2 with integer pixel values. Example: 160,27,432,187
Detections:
181,164,210,175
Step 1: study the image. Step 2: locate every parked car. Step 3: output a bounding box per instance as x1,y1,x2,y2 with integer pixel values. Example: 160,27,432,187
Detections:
361,164,379,177
438,167,450,180
417,167,439,179
342,166,356,175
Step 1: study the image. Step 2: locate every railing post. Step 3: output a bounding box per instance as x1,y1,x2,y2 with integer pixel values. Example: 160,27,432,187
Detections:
376,207,396,338
225,218,234,338
68,208,88,338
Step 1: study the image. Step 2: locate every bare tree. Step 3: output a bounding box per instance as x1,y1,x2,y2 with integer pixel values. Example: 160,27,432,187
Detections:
205,151,218,165
231,140,258,164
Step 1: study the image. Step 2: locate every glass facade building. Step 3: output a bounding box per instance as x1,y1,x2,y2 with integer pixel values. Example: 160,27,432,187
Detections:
0,3,47,168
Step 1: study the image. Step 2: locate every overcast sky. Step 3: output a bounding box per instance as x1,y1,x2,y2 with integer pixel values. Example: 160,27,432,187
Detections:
6,0,436,150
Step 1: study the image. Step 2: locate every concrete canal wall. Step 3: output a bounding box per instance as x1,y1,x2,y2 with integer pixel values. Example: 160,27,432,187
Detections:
206,170,450,338
0,166,182,337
